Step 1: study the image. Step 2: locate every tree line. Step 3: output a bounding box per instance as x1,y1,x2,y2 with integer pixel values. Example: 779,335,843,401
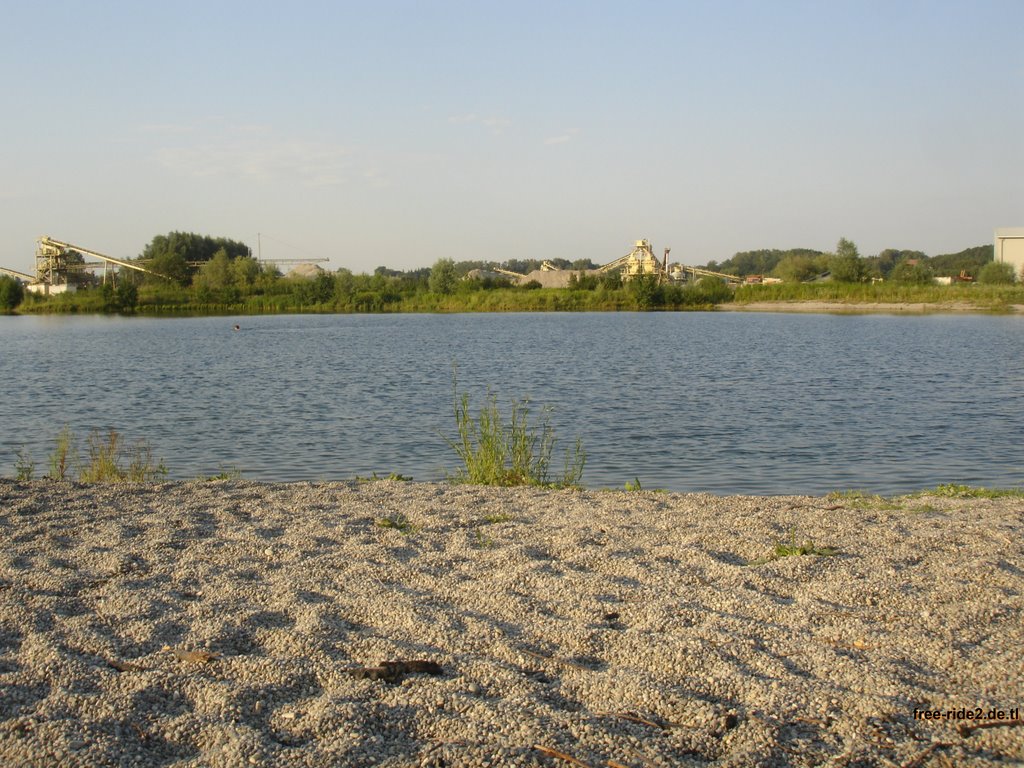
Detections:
2,231,1018,315
702,239,1015,284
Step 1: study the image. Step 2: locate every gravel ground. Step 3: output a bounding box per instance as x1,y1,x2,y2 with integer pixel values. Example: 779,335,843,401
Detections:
0,479,1021,767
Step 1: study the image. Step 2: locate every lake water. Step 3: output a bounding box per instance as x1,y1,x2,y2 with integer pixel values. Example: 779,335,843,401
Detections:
1,311,1021,495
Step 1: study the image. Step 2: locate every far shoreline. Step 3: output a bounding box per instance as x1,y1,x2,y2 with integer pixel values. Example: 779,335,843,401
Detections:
721,299,1024,315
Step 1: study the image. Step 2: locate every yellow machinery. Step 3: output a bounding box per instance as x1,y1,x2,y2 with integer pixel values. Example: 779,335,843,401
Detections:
597,239,743,285
0,266,35,282
598,239,669,282
491,266,528,281
676,264,743,284
33,236,167,293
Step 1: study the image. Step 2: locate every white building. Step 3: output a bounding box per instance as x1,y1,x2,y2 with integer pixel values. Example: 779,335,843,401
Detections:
995,228,1024,279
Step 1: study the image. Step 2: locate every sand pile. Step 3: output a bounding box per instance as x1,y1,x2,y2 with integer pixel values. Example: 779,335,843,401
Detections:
0,479,1021,766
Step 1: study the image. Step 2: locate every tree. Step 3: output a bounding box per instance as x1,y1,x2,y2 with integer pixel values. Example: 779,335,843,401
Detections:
630,274,663,309
140,232,251,286
869,249,927,280
100,280,139,313
192,248,239,303
829,238,868,283
929,245,992,278
429,258,458,294
977,261,1016,285
773,254,824,283
231,256,261,290
890,258,934,285
0,275,25,311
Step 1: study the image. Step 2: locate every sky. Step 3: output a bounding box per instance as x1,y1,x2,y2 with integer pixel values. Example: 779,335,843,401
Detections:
1,0,1021,274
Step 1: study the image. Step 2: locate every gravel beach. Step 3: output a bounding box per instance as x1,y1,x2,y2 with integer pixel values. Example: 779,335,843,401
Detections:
0,479,1021,767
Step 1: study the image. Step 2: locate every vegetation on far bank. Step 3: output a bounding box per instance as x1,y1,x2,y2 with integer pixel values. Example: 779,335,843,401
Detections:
732,281,1024,309
3,232,1022,317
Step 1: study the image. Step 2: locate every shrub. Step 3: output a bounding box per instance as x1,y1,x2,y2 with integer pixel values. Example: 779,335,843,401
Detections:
446,379,585,487
0,275,25,312
79,429,168,482
890,259,934,285
45,426,167,483
977,261,1016,285
48,425,76,480
15,448,35,481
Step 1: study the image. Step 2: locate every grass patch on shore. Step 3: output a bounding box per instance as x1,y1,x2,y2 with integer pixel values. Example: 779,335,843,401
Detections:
375,513,415,534
199,466,243,481
356,471,413,483
911,483,1024,499
732,281,1024,310
748,528,839,566
445,374,585,488
20,427,168,483
826,489,901,510
482,512,515,524
79,429,168,483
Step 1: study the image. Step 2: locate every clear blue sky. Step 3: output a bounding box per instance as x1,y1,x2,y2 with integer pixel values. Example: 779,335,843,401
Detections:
1,0,1021,273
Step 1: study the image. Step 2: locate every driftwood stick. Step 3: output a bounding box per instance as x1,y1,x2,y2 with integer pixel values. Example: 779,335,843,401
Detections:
533,744,595,767
597,711,666,730
901,741,953,768
958,718,1023,738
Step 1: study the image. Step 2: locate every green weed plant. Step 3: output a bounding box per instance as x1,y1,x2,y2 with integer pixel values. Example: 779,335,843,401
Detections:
14,448,35,481
446,378,585,488
48,425,76,480
79,429,168,483
43,427,166,483
748,527,839,566
375,513,415,534
826,489,900,510
915,483,1024,499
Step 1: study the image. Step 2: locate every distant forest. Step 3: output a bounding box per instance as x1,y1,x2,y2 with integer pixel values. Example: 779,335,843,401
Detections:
120,232,1004,284
701,244,994,281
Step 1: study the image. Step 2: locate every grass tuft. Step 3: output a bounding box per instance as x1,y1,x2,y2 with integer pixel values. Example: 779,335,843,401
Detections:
356,471,413,483
79,429,168,483
826,489,900,510
48,425,76,480
748,527,839,566
482,512,515,524
42,427,167,483
200,466,243,481
445,372,585,488
14,448,35,481
913,483,1024,499
375,513,415,534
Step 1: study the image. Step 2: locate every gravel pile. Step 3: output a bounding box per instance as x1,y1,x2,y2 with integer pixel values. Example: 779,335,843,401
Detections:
0,479,1021,767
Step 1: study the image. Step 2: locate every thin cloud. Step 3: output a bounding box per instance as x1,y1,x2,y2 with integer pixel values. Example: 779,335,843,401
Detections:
154,128,356,187
448,113,511,134
544,128,579,146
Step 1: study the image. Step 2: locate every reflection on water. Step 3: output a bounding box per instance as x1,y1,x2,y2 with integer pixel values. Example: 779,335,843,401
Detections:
1,311,1021,495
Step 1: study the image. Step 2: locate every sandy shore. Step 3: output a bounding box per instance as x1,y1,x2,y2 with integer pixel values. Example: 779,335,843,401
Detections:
1,479,1021,767
722,300,1024,315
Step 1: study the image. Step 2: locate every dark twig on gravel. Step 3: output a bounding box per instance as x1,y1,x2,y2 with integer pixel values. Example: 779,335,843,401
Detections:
105,657,145,672
957,719,1023,738
597,711,667,730
345,659,443,683
533,743,595,767
900,741,954,768
171,648,219,664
